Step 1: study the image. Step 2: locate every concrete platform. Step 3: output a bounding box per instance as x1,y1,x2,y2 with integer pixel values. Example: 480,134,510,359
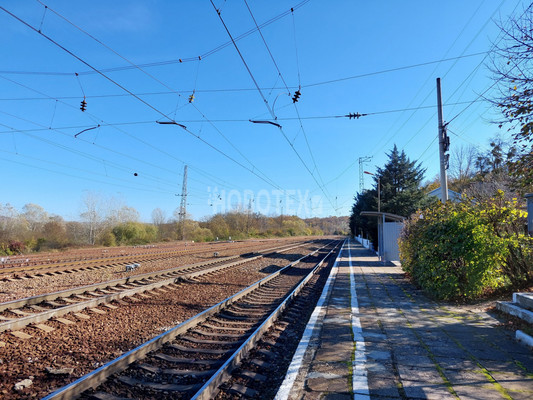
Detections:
275,239,533,400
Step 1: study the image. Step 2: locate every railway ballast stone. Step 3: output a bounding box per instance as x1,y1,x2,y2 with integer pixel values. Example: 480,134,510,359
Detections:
45,367,74,375
13,378,33,391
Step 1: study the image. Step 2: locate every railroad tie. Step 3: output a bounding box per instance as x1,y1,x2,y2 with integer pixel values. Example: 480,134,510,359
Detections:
30,305,49,312
168,343,229,355
10,330,32,339
33,323,54,332
54,317,75,325
182,335,244,346
218,310,256,320
90,391,132,400
138,363,215,377
250,358,272,370
10,309,36,317
209,316,256,326
155,353,223,366
74,312,90,320
227,383,258,398
45,300,63,307
238,370,268,382
191,329,242,338
200,322,247,332
256,348,276,359
117,376,202,392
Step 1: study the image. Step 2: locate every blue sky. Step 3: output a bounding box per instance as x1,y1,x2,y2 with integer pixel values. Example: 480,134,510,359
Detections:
0,0,526,222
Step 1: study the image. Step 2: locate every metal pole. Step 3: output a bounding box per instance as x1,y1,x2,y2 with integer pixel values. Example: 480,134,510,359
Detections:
526,193,533,236
377,177,381,213
437,78,448,202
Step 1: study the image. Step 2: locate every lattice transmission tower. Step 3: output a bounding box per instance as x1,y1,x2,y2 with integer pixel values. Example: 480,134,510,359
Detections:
359,156,372,193
178,165,188,240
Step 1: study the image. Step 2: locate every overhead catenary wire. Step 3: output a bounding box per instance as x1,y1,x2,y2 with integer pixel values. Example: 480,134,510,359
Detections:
0,74,236,193
0,51,493,102
210,1,336,211
0,7,299,201
0,99,487,136
242,0,330,197
369,0,509,159
11,0,311,75
30,0,287,198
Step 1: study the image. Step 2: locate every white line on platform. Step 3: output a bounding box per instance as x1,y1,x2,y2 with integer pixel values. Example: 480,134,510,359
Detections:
348,240,370,400
274,239,347,400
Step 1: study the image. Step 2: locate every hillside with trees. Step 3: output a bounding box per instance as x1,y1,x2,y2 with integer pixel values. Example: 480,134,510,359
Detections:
0,196,344,255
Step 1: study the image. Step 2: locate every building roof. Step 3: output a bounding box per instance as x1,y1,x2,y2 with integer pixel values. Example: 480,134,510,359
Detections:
427,187,461,201
360,211,405,222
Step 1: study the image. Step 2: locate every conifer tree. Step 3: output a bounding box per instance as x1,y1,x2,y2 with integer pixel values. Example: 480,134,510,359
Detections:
350,145,427,241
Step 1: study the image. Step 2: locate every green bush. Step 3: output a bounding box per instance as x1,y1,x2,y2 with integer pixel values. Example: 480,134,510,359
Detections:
112,222,157,245
399,191,532,301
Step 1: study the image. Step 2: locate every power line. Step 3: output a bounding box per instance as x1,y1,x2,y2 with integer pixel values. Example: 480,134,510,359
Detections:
0,74,240,194
0,99,487,136
0,0,312,77
31,0,286,197
211,1,338,211
369,0,508,159
242,0,330,198
0,52,494,102
1,6,303,203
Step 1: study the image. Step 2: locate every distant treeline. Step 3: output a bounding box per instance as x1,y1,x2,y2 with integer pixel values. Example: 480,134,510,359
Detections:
0,202,348,255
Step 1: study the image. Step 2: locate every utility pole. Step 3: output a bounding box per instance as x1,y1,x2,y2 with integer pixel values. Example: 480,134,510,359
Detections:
178,165,188,240
437,78,449,202
359,156,373,193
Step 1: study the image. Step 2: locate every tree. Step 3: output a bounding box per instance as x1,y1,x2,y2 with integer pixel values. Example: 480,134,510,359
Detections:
0,203,20,242
207,214,230,239
22,203,48,234
151,208,166,227
114,206,140,224
42,216,67,248
80,193,106,245
349,190,377,242
151,208,166,240
350,145,427,245
491,5,533,187
450,144,477,191
375,145,427,216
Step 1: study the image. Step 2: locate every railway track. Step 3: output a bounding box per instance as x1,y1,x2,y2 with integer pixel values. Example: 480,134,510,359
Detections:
0,239,293,278
41,240,340,400
0,241,310,335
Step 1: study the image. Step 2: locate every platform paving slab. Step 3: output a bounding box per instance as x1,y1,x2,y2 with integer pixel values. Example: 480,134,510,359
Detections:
277,240,533,400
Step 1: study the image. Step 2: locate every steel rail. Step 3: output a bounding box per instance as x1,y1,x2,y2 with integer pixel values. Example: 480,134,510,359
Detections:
191,242,341,399
41,240,336,400
0,241,312,332
1,239,304,275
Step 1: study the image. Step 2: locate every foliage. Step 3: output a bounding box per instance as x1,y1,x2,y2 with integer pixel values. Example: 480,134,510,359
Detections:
112,222,158,245
399,191,532,301
304,216,347,235
100,231,117,247
8,240,25,254
491,5,533,186
0,199,342,253
350,145,428,245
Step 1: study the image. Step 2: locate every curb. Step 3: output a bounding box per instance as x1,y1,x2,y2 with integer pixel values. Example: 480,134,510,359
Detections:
516,330,533,348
